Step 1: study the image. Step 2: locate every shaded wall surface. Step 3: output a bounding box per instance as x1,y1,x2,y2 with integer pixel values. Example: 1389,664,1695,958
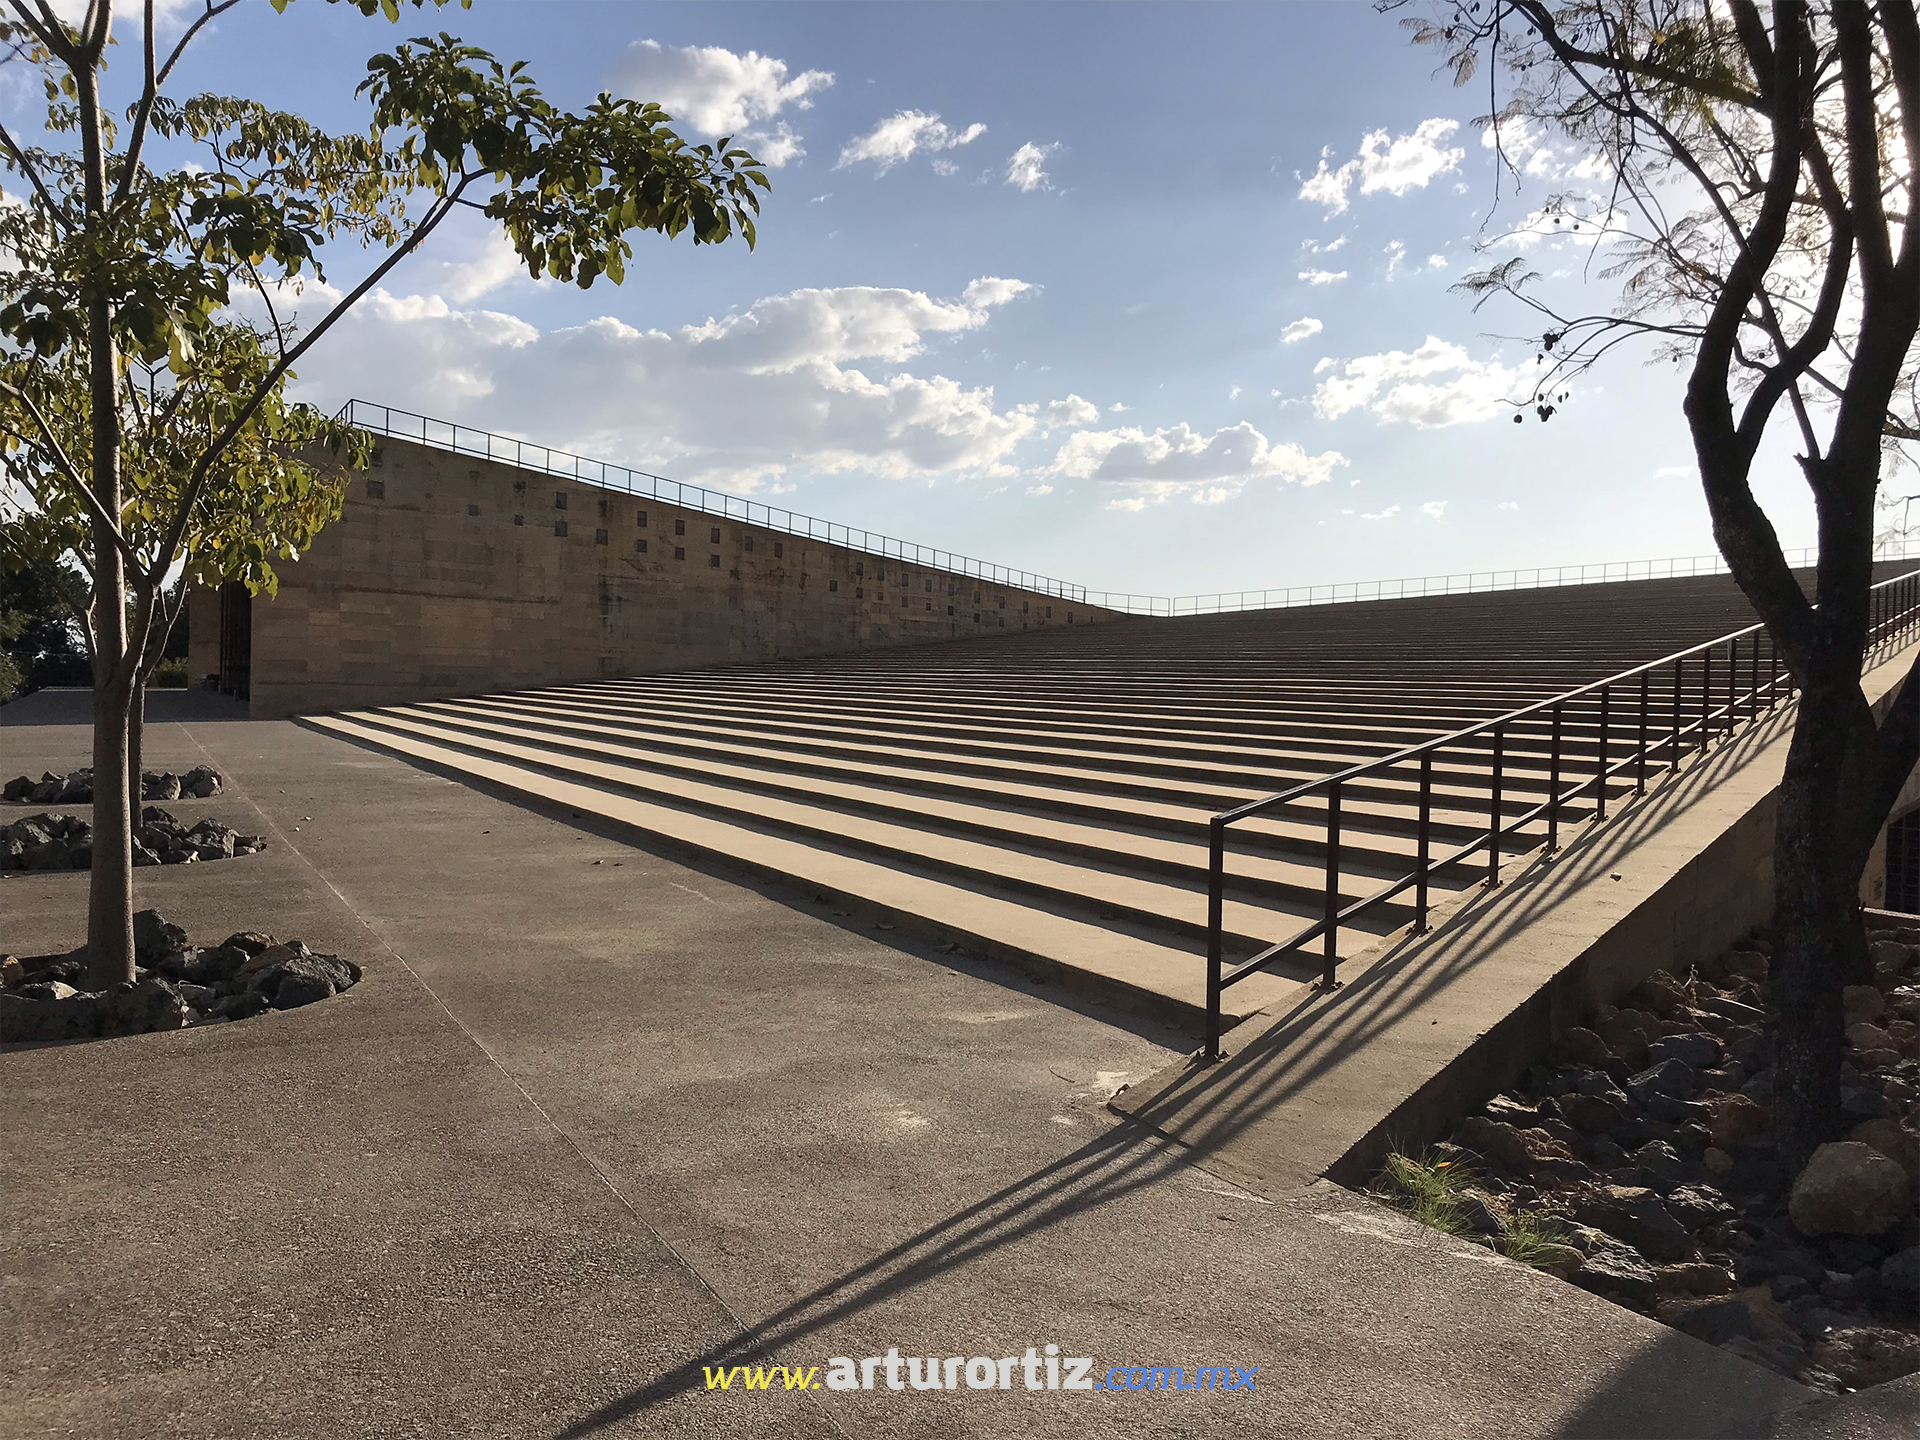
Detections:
194,435,1120,718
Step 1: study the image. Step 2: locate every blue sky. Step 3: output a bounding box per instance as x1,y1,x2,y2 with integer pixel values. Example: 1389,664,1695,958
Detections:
88,1,1826,596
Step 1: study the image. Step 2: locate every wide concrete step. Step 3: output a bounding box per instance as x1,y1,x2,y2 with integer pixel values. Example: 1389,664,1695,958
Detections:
334,705,1450,954
302,712,1306,1024
421,695,1569,861
509,684,1626,794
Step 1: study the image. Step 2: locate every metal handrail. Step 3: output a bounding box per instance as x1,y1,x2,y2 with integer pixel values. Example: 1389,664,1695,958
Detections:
336,399,1093,603
1088,540,1920,616
334,399,1920,620
1202,566,1920,1059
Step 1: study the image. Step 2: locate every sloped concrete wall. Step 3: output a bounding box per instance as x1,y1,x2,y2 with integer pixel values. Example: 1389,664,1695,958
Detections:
196,435,1121,718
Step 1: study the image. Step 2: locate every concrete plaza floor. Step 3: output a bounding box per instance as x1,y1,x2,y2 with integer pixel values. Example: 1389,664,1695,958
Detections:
0,690,1834,1439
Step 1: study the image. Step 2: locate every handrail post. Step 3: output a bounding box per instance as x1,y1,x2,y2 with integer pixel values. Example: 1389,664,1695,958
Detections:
1321,780,1342,990
1701,644,1714,751
1415,749,1433,933
1671,658,1684,769
1487,725,1504,887
1747,631,1759,727
1547,703,1563,853
1596,685,1610,820
1725,638,1736,736
1636,669,1649,795
1205,818,1224,1062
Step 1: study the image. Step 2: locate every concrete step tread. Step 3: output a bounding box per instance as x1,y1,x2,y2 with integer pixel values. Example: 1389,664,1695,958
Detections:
304,713,1303,1023
422,696,1534,856
345,706,1409,951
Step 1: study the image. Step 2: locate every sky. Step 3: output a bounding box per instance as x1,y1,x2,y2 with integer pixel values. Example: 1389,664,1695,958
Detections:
40,0,1836,598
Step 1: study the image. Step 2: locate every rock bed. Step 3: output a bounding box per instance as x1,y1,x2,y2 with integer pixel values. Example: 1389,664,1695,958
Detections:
1412,926,1920,1393
3,765,224,804
1,807,266,872
0,909,361,1042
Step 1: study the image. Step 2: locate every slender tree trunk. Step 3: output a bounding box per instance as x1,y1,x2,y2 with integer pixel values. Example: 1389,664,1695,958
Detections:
1768,681,1876,1172
75,57,137,990
127,678,145,814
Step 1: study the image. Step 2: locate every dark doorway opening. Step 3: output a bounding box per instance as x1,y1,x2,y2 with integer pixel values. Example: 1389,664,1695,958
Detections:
1888,808,1920,917
217,583,251,699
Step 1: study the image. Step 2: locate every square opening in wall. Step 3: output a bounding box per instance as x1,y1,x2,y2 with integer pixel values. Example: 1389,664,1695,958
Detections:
708,553,720,568
675,546,686,560
555,491,568,509
467,503,480,517
596,528,609,545
366,479,385,499
830,579,839,592
710,527,721,544
1046,606,1053,618
513,514,524,526
638,509,648,527
636,538,648,554
773,542,784,559
744,535,755,552
675,518,686,536
554,520,568,537
856,587,865,599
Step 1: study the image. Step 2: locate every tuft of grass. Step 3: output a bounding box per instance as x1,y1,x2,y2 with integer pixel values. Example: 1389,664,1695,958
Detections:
1372,1150,1477,1235
1499,1208,1569,1266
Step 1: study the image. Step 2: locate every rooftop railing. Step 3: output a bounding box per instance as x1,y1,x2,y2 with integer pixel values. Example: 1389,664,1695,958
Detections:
1202,566,1920,1060
336,400,1919,620
1086,541,1920,616
338,400,1092,603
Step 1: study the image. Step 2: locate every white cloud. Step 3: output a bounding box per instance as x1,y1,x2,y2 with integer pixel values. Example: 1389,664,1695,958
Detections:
1051,420,1348,508
1005,141,1061,192
838,111,987,173
1313,356,1338,374
1228,384,1242,400
1427,254,1449,269
1361,505,1401,521
1301,234,1349,255
271,276,1057,492
1030,395,1100,430
1312,336,1544,428
1481,116,1611,183
1281,317,1323,344
1497,501,1520,510
1420,500,1448,519
1298,148,1354,215
1299,269,1348,286
610,41,833,168
1384,240,1407,275
416,231,527,304
1298,119,1466,215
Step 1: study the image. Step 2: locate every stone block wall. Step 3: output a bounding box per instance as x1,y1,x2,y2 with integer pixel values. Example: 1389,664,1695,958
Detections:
190,435,1121,718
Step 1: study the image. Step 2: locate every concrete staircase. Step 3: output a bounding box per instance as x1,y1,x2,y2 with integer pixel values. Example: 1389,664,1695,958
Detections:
304,573,1802,1027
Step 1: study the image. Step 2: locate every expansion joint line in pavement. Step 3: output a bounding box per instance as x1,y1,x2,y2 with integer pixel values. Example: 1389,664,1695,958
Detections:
175,722,858,1439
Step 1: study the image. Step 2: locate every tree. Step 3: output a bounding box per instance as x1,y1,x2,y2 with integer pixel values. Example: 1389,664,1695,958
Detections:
0,551,89,696
0,0,770,990
2,319,369,794
1398,0,1917,1170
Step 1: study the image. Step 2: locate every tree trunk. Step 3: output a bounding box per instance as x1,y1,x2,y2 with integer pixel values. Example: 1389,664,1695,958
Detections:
76,56,136,991
1767,681,1876,1175
127,678,145,815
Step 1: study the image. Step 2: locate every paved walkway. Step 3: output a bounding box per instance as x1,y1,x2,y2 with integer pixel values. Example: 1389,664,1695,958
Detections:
1,690,1827,1438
